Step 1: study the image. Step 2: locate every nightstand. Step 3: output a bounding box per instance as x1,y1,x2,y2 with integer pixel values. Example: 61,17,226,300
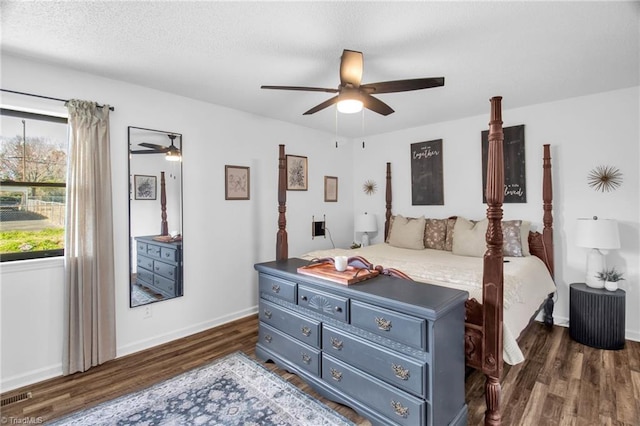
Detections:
569,283,625,350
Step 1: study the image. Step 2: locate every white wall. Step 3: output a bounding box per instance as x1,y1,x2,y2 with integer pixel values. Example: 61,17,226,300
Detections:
0,54,354,391
352,87,640,341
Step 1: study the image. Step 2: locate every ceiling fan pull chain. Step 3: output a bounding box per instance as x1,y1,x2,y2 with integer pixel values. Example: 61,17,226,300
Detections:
361,108,365,149
335,105,339,148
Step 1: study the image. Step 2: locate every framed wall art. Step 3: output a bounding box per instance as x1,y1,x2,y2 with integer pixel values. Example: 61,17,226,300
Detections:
225,165,250,200
481,124,526,203
410,139,444,205
324,176,338,202
134,175,157,200
286,155,308,191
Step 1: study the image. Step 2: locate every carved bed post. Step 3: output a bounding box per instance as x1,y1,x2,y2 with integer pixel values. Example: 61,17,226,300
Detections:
276,144,288,260
542,144,554,277
384,162,392,241
160,171,168,236
483,96,504,426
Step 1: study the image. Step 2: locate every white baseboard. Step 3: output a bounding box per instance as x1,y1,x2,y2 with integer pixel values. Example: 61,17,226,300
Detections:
1,364,62,393
117,306,258,358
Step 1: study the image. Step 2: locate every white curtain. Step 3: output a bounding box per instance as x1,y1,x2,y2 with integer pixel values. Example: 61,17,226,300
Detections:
63,100,116,375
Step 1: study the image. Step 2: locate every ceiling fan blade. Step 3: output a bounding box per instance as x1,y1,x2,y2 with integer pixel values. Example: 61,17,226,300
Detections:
340,50,363,87
139,142,166,150
361,93,395,116
130,149,162,154
261,85,338,93
361,77,445,94
303,95,340,115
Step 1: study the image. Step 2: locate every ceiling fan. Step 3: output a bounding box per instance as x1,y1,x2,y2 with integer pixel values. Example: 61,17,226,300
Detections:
261,49,444,116
131,134,181,160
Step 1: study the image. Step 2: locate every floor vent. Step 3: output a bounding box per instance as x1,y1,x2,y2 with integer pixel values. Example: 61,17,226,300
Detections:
1,391,32,407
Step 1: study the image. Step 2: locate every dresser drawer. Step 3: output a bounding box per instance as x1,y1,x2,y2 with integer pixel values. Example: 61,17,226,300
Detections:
259,300,321,348
154,260,178,280
351,300,427,351
322,354,427,426
298,285,348,322
136,241,147,253
137,254,154,271
323,325,427,398
259,274,297,303
154,274,176,296
136,269,153,286
259,323,320,376
146,244,161,258
160,247,178,262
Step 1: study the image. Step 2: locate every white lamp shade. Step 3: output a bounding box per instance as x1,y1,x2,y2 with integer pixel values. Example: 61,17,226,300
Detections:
356,213,377,233
575,218,620,249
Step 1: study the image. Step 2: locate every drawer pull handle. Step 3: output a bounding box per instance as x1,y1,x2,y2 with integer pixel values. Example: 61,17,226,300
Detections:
301,353,311,364
264,334,272,343
392,364,410,380
330,337,343,350
391,400,409,418
334,306,342,313
375,317,392,331
301,295,308,301
300,326,311,337
271,284,281,293
263,309,272,319
330,368,342,382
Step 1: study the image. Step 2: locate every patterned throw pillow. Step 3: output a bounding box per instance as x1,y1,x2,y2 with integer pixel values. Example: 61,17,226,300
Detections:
502,220,524,257
424,218,447,250
444,216,457,251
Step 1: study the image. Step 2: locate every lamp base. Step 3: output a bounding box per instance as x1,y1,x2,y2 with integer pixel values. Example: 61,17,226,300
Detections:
585,248,605,289
361,232,370,247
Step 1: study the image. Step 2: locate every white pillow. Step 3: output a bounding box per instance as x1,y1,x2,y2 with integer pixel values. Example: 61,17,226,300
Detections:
451,217,488,257
387,215,426,250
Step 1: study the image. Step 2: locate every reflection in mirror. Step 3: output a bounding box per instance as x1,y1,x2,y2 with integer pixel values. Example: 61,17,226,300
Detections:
128,126,183,307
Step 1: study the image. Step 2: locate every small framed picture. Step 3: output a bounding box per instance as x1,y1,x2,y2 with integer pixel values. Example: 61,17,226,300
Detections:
225,165,250,200
286,155,308,191
134,175,157,200
324,176,338,202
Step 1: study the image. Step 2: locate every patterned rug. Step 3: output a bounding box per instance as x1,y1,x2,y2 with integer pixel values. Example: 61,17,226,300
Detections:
47,352,354,425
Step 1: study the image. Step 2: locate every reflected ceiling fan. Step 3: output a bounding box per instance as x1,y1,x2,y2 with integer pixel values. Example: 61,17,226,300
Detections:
131,134,181,161
261,49,444,116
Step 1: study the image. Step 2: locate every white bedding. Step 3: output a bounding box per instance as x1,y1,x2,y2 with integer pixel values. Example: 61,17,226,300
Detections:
301,243,556,365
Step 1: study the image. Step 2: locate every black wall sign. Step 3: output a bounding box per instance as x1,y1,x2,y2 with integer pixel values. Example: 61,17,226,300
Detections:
481,124,526,203
411,139,444,205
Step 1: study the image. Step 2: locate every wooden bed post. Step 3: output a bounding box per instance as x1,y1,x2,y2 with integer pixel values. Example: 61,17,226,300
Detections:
276,144,288,260
160,171,168,236
483,96,504,426
542,144,554,277
385,162,392,241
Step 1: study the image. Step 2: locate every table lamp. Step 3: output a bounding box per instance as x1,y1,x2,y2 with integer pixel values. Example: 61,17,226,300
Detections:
356,213,377,246
576,217,620,288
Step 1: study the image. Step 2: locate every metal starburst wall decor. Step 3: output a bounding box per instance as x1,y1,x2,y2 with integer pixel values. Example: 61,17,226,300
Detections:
587,165,622,192
363,180,377,195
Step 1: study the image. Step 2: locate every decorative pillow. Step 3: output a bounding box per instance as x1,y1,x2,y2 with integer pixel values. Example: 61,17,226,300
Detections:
502,220,524,257
387,215,426,250
444,216,457,251
452,217,488,257
520,221,531,256
424,218,447,250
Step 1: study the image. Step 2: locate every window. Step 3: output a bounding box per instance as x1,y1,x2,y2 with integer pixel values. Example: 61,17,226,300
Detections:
0,108,68,261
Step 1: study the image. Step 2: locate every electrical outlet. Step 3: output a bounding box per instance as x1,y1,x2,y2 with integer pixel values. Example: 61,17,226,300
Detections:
143,305,152,319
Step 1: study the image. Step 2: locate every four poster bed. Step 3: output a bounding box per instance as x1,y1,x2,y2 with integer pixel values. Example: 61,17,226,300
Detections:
272,97,556,425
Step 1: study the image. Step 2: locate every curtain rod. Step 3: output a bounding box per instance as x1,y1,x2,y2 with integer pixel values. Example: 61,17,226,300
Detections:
0,88,115,111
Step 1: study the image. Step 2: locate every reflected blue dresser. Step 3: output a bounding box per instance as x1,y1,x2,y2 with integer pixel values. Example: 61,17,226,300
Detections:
254,258,468,426
135,235,182,298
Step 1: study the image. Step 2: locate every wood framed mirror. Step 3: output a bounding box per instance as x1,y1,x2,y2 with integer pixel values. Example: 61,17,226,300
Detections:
128,126,183,307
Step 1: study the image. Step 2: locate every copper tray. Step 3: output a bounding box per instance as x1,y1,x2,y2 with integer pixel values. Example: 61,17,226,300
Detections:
297,262,379,285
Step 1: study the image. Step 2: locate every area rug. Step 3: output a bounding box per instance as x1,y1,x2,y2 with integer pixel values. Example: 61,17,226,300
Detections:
47,351,354,425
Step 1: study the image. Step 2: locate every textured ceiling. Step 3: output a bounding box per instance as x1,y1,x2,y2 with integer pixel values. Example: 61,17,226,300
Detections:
1,1,638,137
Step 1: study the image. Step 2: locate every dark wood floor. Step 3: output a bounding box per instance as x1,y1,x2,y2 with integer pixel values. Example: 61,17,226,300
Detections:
2,315,639,425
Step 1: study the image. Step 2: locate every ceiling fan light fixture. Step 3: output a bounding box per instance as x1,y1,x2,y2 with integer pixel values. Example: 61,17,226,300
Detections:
165,150,181,162
337,99,363,114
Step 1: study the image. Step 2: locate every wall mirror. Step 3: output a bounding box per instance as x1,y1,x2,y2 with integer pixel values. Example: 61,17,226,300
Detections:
128,126,183,307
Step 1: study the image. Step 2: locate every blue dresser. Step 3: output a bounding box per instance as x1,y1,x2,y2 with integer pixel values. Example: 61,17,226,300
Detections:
255,258,468,426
